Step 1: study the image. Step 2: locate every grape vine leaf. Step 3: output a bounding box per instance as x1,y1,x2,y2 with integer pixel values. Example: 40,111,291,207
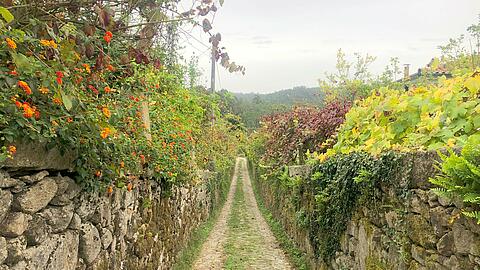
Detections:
0,7,14,23
465,76,480,95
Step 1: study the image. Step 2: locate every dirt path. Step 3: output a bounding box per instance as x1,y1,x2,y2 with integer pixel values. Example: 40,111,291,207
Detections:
192,158,240,270
193,157,292,270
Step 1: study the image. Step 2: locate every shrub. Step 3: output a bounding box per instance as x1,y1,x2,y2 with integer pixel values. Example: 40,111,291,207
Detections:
260,101,350,167
318,72,480,161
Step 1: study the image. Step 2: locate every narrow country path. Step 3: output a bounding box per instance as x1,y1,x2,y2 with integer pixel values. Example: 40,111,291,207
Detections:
193,157,292,270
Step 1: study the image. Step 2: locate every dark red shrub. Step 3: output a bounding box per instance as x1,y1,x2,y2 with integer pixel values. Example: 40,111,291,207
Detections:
260,101,351,166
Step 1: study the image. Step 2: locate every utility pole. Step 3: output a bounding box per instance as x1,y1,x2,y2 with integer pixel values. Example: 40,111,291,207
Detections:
210,45,216,125
210,45,216,93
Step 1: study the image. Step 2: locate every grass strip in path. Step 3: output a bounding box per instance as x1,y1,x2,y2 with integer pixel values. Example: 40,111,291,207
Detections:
224,172,264,269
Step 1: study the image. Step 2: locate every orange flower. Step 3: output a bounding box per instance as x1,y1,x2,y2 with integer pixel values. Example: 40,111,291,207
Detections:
127,182,133,192
95,170,102,177
40,39,57,49
120,161,125,168
6,38,16,49
100,127,111,139
67,117,73,123
39,87,49,94
107,185,113,194
102,107,111,118
40,39,50,46
17,81,32,95
82,63,91,73
56,71,63,85
103,31,113,43
8,145,16,155
106,64,115,71
34,109,40,120
104,86,112,93
9,70,18,76
53,97,62,104
139,154,145,163
22,103,35,118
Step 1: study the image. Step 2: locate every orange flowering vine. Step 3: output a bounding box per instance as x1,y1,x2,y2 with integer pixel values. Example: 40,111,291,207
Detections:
102,107,111,118
22,103,35,118
100,127,111,139
39,87,49,95
103,31,113,44
82,64,91,73
53,97,62,105
56,71,64,85
17,81,32,95
8,145,16,155
6,38,16,50
40,39,58,49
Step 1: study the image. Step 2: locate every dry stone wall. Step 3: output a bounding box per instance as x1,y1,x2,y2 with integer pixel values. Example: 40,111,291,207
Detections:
253,152,480,270
0,150,229,270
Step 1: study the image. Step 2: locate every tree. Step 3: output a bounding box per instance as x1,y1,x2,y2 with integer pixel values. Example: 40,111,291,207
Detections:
319,49,376,102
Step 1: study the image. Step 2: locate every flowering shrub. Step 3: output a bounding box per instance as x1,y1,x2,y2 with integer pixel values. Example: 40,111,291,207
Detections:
259,102,351,167
316,72,480,160
0,10,242,191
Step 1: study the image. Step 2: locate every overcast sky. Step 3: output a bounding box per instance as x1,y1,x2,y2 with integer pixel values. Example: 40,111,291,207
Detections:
179,0,480,93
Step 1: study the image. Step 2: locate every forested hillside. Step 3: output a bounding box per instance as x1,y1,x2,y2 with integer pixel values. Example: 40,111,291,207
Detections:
226,86,325,129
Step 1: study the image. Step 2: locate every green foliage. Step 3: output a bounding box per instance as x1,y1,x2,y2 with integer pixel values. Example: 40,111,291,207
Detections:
430,133,480,223
307,152,403,262
0,7,244,191
320,73,480,160
319,49,377,103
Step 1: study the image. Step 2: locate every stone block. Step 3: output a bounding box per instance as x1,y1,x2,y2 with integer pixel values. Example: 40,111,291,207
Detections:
437,231,454,256
1,142,75,171
0,189,12,222
40,204,74,233
0,237,6,264
13,178,57,214
49,176,81,206
0,212,30,237
19,171,48,184
5,236,26,265
24,215,50,246
79,223,101,264
288,165,311,178
407,214,437,249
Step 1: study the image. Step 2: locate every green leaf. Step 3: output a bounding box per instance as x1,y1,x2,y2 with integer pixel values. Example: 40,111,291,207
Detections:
61,92,73,111
0,7,14,23
465,76,480,95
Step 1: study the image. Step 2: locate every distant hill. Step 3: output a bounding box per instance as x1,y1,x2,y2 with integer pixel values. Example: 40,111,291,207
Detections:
227,86,325,129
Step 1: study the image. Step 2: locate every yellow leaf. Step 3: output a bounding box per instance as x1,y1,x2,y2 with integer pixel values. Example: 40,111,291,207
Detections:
465,76,480,95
